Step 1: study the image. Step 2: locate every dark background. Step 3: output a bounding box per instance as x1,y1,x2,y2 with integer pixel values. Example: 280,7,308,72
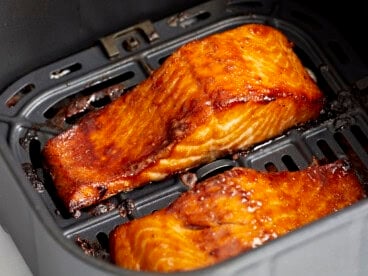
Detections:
293,0,368,65
0,0,367,93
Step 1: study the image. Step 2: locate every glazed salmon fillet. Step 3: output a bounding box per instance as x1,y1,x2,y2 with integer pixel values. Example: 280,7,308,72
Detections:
109,160,366,272
42,23,324,212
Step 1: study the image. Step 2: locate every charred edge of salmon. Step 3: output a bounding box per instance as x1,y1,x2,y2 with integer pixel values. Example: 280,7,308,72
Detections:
43,91,325,214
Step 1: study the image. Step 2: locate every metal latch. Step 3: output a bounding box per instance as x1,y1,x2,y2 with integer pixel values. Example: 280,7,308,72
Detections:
99,20,160,59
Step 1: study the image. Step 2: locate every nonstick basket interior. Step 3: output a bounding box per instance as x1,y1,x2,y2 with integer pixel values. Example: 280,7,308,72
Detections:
0,0,368,274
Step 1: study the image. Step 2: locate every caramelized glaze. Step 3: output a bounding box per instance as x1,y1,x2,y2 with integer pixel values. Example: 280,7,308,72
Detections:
110,160,366,272
42,23,324,212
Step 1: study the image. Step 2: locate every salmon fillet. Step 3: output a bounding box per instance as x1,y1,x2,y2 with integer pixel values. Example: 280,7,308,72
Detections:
42,23,324,213
109,160,366,272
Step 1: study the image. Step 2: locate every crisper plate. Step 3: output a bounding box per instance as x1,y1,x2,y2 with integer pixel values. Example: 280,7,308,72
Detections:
0,0,368,275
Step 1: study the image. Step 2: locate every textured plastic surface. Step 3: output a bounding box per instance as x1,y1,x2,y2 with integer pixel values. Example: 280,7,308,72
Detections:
0,0,210,94
0,0,368,275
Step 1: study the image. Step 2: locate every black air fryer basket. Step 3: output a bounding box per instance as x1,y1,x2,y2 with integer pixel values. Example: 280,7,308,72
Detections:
1,0,368,275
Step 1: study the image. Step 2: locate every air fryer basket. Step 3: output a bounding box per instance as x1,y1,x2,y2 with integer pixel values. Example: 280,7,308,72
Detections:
1,0,368,275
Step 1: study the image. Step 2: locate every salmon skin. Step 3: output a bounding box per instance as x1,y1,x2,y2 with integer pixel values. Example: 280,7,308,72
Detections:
109,160,366,272
42,23,324,213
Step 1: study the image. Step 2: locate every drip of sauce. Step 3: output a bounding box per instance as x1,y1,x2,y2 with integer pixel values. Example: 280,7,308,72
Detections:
75,236,110,261
22,163,45,193
48,83,125,130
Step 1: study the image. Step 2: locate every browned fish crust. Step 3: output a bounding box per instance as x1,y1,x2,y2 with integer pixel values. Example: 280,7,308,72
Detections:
109,160,366,272
42,23,324,212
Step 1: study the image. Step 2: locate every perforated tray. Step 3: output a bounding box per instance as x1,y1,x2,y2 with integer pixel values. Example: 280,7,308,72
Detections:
1,0,368,275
